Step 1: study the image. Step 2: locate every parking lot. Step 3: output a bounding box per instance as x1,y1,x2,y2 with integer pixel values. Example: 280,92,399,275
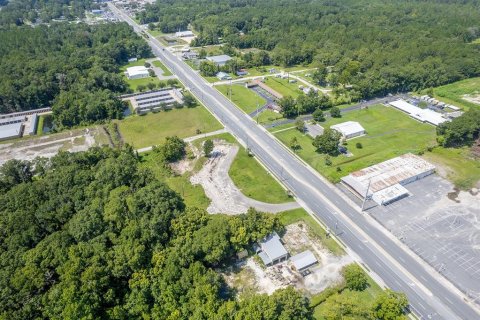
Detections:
339,174,480,305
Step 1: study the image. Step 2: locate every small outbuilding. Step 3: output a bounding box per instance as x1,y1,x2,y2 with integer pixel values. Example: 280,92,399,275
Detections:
290,250,318,274
175,30,194,38
216,72,232,80
206,54,232,66
126,66,150,80
331,121,366,139
236,69,248,76
258,232,288,266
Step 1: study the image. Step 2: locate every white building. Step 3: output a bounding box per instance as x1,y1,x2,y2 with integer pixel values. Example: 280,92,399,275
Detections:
330,121,365,139
389,99,448,126
216,72,231,80
206,54,232,66
175,30,194,38
126,66,150,80
341,153,436,205
258,232,288,266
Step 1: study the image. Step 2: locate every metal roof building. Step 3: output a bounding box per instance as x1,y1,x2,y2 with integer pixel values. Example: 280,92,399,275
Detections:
126,66,150,79
331,121,365,139
175,30,194,38
389,99,448,126
206,54,232,66
258,232,288,266
0,122,23,141
290,250,318,273
341,153,435,205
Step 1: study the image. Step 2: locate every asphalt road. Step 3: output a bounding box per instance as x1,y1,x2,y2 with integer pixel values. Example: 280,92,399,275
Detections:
109,4,480,319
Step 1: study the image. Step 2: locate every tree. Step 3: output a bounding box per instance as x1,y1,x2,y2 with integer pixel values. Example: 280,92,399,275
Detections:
295,119,306,133
312,109,325,122
167,79,178,87
147,82,156,90
330,106,341,118
372,290,409,320
436,109,480,147
203,139,214,157
0,159,33,192
279,96,297,118
342,264,368,291
183,93,197,108
148,69,155,77
313,129,342,155
137,84,147,92
199,61,218,76
157,136,186,162
290,136,300,152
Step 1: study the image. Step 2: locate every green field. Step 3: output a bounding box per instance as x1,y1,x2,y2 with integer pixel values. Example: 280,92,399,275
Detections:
263,77,302,98
216,84,266,113
152,59,173,76
427,77,480,110
256,109,284,124
229,143,292,204
277,208,344,255
423,147,480,189
274,105,438,182
117,106,223,149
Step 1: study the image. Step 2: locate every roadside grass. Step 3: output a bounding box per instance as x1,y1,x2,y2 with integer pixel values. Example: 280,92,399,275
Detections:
422,147,480,189
148,29,164,38
268,122,296,132
152,59,173,76
263,77,302,98
425,77,480,111
274,105,438,182
140,150,211,210
256,109,284,125
229,144,292,204
117,106,223,149
277,208,344,255
194,132,293,204
216,84,266,114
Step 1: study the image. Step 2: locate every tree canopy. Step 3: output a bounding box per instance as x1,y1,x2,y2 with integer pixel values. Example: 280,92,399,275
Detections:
0,22,151,127
141,0,480,98
0,145,317,319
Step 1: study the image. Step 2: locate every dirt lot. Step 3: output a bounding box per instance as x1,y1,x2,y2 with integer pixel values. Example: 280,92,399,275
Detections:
190,141,299,214
462,93,480,105
0,127,109,166
223,222,352,296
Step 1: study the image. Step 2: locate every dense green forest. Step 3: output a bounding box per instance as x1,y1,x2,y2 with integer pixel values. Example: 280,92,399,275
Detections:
0,23,151,127
0,0,94,25
140,0,480,98
437,109,480,147
0,146,316,319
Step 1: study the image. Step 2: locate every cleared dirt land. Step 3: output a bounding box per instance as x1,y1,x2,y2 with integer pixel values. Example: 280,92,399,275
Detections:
0,127,109,166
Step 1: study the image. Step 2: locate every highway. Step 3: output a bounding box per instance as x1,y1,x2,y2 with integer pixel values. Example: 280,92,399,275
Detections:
109,4,480,319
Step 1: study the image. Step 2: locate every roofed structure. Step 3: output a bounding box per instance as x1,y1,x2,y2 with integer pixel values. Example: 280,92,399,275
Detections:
330,121,365,139
126,66,150,79
258,232,288,266
290,250,318,273
389,99,448,126
206,54,232,66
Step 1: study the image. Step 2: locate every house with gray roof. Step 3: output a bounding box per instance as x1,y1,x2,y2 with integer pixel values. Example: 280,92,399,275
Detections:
258,232,288,266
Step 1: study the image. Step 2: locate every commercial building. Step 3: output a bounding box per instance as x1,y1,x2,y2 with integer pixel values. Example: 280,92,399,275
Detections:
389,99,448,126
206,54,232,66
175,30,194,38
258,232,288,266
126,66,150,79
290,250,318,274
129,88,184,114
341,153,436,205
0,116,25,140
330,121,365,139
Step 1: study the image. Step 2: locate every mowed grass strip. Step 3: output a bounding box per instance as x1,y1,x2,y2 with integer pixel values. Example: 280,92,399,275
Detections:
229,144,292,204
263,77,302,98
152,59,173,76
118,106,223,149
216,84,266,113
274,105,437,182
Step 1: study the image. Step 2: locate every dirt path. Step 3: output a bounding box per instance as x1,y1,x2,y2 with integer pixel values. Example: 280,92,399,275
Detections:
190,142,300,214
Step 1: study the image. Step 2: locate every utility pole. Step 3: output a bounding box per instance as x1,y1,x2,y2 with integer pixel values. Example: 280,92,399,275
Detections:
361,178,372,212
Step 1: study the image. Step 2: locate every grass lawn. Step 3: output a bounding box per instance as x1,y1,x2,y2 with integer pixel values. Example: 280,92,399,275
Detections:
426,77,480,111
119,58,162,91
256,109,284,125
117,106,223,149
229,143,292,204
263,77,302,98
277,208,344,255
216,84,266,113
423,147,480,189
274,105,438,182
152,59,173,76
